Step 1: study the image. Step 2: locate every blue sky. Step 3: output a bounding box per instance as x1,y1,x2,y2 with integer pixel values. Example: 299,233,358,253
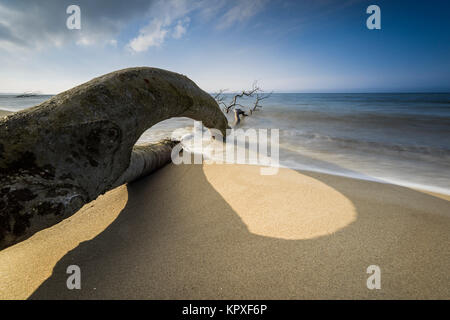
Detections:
0,0,449,93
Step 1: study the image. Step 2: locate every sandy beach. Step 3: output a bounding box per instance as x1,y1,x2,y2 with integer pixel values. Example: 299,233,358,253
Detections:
0,109,11,118
0,163,449,299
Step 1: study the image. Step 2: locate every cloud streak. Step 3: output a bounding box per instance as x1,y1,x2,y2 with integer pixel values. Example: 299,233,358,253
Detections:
0,0,269,53
127,0,192,52
216,0,268,30
173,18,190,39
128,20,168,52
0,0,156,51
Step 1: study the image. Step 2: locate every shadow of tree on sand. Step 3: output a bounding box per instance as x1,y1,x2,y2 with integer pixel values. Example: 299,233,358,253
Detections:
30,163,450,299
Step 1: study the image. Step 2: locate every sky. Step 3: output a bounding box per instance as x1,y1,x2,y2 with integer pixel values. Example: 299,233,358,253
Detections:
0,0,449,94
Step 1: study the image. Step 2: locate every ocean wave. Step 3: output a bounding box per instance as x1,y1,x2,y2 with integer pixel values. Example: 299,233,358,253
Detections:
280,129,450,159
265,109,450,125
277,159,450,196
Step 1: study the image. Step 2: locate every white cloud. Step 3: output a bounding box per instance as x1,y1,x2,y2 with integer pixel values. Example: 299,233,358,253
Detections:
127,0,193,52
127,0,269,53
173,18,190,39
0,0,270,53
76,36,94,46
128,19,168,52
216,0,268,30
0,0,158,52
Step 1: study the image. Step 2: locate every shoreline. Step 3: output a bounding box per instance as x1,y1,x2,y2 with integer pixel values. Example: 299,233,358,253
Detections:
1,163,449,299
277,164,450,196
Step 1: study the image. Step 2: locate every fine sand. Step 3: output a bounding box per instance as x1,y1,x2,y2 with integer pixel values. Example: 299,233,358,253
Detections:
0,164,449,299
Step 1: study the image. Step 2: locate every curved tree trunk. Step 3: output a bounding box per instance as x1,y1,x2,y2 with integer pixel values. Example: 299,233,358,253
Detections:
112,139,179,188
0,67,228,249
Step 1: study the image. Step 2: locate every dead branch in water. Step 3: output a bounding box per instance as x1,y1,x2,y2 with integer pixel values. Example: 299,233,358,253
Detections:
250,91,273,115
213,81,272,124
214,81,262,114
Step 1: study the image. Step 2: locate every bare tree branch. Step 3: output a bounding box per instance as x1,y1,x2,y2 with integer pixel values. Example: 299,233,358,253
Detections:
214,81,262,114
213,81,272,125
213,89,229,110
250,91,273,114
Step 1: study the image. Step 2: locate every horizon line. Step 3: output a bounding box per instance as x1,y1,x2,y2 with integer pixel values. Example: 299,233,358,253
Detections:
1,91,450,96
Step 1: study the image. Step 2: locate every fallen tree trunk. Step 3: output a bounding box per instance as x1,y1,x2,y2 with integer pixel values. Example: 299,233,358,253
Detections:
0,67,228,249
112,139,179,188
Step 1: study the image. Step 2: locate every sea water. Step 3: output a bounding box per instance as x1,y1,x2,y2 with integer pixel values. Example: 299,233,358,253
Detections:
2,93,449,194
